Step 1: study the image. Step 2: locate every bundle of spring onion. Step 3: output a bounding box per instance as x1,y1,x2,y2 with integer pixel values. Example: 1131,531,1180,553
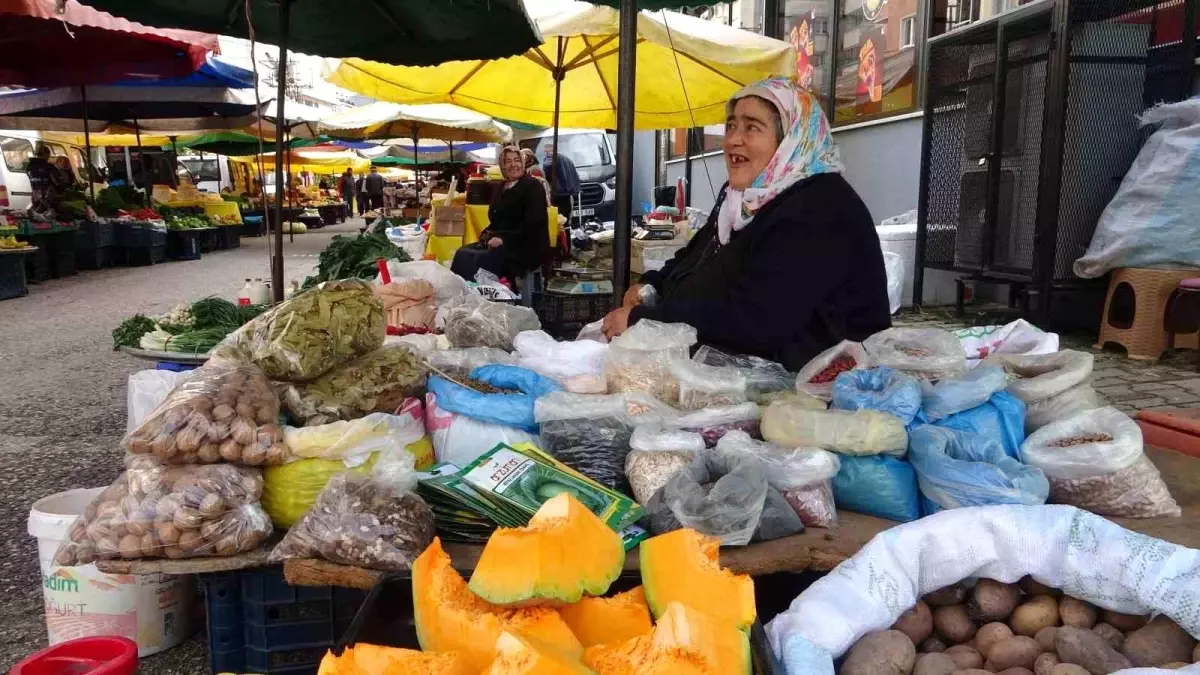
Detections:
113,298,267,354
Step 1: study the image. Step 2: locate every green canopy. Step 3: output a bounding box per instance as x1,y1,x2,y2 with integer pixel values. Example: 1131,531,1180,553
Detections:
73,0,540,66
177,131,318,156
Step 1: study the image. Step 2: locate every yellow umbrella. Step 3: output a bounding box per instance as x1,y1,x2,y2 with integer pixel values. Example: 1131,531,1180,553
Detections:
230,149,370,173
326,0,795,130
42,131,176,148
317,102,512,143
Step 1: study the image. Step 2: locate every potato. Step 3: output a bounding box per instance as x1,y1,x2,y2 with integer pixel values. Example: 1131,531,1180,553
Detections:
178,530,204,554
154,520,181,545
1091,623,1124,651
95,536,119,558
995,669,1034,675
935,606,978,644
1033,652,1060,675
1034,626,1059,653
1056,626,1131,675
969,580,1022,623
197,443,222,464
976,622,1016,657
1011,596,1060,637
255,404,276,425
214,535,240,556
162,545,185,559
242,442,267,466
1058,597,1097,629
139,532,157,557
173,506,204,530
952,670,992,675
1101,610,1147,633
1122,616,1196,667
893,601,935,646
155,494,182,520
841,630,917,675
151,434,175,459
219,438,242,462
986,636,1042,670
925,584,968,607
118,533,142,559
922,637,948,653
235,400,256,420
914,653,957,675
945,645,983,670
1048,665,1089,675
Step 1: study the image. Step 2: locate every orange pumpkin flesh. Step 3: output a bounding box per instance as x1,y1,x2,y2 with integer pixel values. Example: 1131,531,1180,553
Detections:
558,587,653,648
412,538,582,671
638,529,756,632
482,631,598,675
470,493,624,607
316,644,473,675
582,602,750,675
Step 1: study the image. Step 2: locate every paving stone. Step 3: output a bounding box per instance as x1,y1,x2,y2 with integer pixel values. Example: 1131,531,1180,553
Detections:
1091,376,1131,388
1096,386,1152,402
1130,382,1186,393
1160,391,1200,405
1174,379,1200,393
1118,396,1168,409
1091,367,1129,380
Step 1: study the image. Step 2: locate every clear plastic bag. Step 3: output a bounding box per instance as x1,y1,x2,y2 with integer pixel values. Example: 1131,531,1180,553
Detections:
830,366,922,424
671,402,763,448
279,344,427,426
123,360,287,466
625,450,697,504
126,369,189,432
540,417,634,494
830,454,921,522
1020,407,1179,517
761,402,908,456
378,260,473,306
629,426,706,454
795,340,870,401
262,453,379,529
426,365,561,433
429,347,516,381
514,330,609,394
919,364,1008,421
862,327,966,381
650,451,772,545
989,349,1094,402
669,358,748,411
535,391,678,428
53,457,272,565
213,279,385,382
605,320,697,405
1024,383,1104,433
908,425,1048,514
440,295,540,350
268,452,435,571
715,430,841,527
281,411,428,464
692,345,796,404
426,392,537,468
927,390,1026,460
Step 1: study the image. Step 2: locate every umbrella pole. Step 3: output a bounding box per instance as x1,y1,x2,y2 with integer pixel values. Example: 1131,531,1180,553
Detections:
612,0,638,301
286,127,294,244
412,133,419,221
133,119,148,200
550,36,564,222
80,85,95,203
171,137,179,189
271,0,292,303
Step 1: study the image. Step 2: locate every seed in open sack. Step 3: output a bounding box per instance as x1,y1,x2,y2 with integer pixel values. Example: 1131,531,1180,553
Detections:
809,355,858,384
626,451,695,504
1049,433,1113,447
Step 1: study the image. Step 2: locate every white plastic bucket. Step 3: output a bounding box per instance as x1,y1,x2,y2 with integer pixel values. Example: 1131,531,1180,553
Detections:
28,487,195,657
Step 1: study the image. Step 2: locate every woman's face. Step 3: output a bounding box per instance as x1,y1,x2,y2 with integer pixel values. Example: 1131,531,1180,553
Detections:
500,151,525,181
723,96,781,191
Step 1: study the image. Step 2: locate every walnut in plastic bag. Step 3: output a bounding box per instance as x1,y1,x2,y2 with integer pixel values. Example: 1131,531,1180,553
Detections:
123,359,287,465
54,458,271,565
1047,455,1180,518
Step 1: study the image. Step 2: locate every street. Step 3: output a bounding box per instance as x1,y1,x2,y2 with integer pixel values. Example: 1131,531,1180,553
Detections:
0,220,360,672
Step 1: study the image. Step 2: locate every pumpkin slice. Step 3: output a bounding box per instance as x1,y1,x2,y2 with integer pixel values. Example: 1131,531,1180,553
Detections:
483,631,598,675
581,602,749,675
638,529,756,632
316,644,473,675
413,538,582,671
470,493,624,606
558,587,653,648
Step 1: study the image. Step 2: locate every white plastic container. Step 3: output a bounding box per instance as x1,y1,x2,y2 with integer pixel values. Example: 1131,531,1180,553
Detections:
237,278,253,307
249,278,269,305
28,488,194,656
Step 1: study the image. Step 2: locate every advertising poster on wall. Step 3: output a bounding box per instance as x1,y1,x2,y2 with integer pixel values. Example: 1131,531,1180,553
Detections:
856,27,885,115
788,10,817,90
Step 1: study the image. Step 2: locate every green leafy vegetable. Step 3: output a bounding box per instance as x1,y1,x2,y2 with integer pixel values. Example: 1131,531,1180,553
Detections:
302,232,410,289
165,327,232,354
113,315,157,350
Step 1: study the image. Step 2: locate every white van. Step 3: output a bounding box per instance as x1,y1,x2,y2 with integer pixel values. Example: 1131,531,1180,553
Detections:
0,130,102,209
177,154,232,193
518,128,617,222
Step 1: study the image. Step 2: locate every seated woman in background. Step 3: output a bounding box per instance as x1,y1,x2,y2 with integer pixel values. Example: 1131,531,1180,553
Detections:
450,145,549,282
521,147,553,204
601,77,890,370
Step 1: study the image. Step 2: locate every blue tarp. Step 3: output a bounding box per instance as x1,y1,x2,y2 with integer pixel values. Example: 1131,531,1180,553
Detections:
113,55,255,89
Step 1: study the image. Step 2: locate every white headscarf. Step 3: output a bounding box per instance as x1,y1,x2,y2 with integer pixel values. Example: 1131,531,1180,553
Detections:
716,77,844,245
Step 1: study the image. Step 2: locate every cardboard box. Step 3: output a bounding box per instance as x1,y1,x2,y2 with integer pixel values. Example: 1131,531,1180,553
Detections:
631,233,687,275
432,205,465,236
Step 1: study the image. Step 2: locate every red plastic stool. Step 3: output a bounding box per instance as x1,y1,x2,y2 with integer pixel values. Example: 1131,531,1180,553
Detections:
1165,277,1200,372
8,637,137,675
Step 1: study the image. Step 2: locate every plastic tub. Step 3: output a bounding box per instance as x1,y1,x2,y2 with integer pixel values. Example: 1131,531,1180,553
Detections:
9,636,137,675
27,488,194,657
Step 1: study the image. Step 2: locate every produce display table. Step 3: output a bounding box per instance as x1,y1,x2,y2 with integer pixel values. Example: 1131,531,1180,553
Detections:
96,546,271,575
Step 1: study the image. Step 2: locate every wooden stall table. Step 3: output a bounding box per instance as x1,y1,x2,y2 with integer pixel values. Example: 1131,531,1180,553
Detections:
97,547,271,575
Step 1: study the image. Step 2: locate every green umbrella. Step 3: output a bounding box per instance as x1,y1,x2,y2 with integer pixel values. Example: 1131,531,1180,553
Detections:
75,0,539,301
178,131,317,156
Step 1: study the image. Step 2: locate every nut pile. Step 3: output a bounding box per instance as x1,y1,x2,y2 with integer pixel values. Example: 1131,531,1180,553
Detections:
1048,455,1181,518
54,458,271,564
840,577,1199,675
124,360,287,465
269,472,436,571
1048,434,1113,448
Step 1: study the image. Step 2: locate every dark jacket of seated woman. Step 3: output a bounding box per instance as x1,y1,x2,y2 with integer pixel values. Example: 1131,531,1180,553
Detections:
611,77,890,371
487,173,549,279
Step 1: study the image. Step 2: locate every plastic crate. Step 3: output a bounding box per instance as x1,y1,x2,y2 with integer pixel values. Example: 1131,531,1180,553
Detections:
75,220,115,249
117,222,168,267
123,244,166,267
21,238,51,282
336,574,785,675
532,291,613,339
155,361,199,372
201,566,367,675
218,226,242,249
241,216,265,238
167,230,203,261
48,232,77,278
75,243,116,270
196,228,220,253
0,251,30,300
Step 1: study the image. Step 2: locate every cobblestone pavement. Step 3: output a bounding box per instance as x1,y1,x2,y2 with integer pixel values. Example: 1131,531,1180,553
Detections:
0,221,360,673
897,306,1200,414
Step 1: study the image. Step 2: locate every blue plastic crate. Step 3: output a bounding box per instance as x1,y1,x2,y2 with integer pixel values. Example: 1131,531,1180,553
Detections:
155,361,198,372
200,566,367,675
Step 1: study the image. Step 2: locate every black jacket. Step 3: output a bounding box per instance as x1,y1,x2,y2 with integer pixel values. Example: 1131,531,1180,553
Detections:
631,173,891,371
489,176,550,278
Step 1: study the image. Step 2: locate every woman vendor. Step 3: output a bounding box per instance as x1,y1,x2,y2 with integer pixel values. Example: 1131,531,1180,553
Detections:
450,145,549,282
601,77,890,370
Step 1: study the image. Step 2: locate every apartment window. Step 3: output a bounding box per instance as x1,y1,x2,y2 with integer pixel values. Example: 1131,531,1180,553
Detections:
666,126,725,161
831,0,920,125
900,15,917,47
783,0,836,100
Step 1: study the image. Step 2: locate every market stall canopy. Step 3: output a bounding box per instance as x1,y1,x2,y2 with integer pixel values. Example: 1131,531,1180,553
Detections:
177,130,317,157
111,54,255,89
0,85,261,123
325,0,795,129
230,149,370,173
0,0,217,88
72,0,541,66
362,139,491,166
317,102,513,143
41,130,174,147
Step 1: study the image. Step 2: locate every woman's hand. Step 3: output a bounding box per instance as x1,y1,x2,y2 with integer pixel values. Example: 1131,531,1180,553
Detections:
622,283,645,308
601,306,633,340
487,237,503,249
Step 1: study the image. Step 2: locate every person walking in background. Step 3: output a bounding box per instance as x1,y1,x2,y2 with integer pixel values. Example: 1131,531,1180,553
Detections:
355,173,367,216
338,167,355,214
542,142,580,221
365,166,386,212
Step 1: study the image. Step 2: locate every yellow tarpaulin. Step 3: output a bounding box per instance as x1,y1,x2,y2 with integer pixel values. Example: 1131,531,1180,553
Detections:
42,131,178,148
317,102,512,142
326,0,795,129
230,149,370,173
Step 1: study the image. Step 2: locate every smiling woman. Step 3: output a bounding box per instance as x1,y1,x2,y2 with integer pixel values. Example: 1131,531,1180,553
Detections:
602,77,891,370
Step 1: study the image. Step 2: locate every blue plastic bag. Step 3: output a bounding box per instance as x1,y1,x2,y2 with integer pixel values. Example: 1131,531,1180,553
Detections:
830,366,922,424
426,364,561,432
927,390,1027,459
920,365,1008,420
831,454,921,523
908,425,1048,515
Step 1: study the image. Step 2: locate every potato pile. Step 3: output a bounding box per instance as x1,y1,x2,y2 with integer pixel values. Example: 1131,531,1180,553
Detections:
123,360,288,465
840,577,1199,675
54,457,272,565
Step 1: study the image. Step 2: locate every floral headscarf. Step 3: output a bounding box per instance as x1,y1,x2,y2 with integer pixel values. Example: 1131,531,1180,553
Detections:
716,76,843,245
